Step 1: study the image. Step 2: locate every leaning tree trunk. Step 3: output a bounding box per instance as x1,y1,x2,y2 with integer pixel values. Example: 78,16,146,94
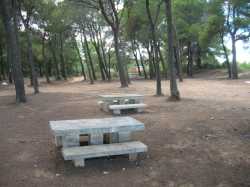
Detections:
136,43,148,79
73,37,86,80
165,0,180,100
0,0,26,102
27,29,39,93
220,32,231,79
82,37,94,84
157,44,168,79
82,33,96,81
146,0,162,95
131,41,142,76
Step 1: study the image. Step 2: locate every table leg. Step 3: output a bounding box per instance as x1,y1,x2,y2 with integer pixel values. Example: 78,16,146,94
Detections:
129,153,138,161
136,98,144,104
62,134,80,147
113,109,121,115
90,133,103,145
55,136,62,147
109,132,119,143
74,159,85,167
137,108,144,113
103,102,110,112
119,132,131,142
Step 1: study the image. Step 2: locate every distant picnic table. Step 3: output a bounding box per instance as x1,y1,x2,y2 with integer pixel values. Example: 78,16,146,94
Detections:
98,94,146,115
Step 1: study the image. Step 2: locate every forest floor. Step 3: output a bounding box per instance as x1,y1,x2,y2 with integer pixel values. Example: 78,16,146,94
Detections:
0,70,250,187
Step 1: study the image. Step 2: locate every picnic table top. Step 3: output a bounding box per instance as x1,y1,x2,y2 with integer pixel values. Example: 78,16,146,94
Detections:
49,117,145,136
99,94,144,99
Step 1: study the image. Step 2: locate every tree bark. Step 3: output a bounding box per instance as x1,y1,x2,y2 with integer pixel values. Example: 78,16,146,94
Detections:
73,37,86,80
219,31,231,79
146,44,155,79
131,40,142,76
59,33,67,80
231,34,238,79
0,0,26,102
187,41,193,77
174,46,183,82
137,46,148,79
42,34,50,83
0,43,6,80
82,32,96,80
196,44,202,69
113,31,128,87
49,39,61,80
27,30,39,93
146,0,162,95
157,44,167,79
98,0,128,87
165,0,180,100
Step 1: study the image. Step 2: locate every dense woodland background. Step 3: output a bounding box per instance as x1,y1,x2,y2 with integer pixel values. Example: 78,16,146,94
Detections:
0,0,249,103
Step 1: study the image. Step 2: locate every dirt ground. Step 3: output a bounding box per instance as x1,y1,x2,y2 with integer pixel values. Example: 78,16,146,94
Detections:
0,72,250,187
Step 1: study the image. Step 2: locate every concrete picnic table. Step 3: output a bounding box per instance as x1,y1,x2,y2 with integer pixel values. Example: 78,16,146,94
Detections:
49,117,145,147
99,94,144,103
98,94,145,113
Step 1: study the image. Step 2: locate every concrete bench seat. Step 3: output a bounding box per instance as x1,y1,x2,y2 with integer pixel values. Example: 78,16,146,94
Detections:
62,141,147,167
109,103,147,115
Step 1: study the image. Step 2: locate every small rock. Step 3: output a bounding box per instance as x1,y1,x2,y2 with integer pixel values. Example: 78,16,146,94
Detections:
122,168,126,171
103,171,109,175
210,117,215,120
1,82,8,86
55,173,60,177
34,164,38,168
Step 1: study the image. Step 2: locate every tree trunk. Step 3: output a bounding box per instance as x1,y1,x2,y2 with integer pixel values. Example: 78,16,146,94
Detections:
73,37,86,80
27,30,39,93
59,33,67,80
146,0,162,96
231,34,238,79
196,44,202,69
0,43,6,80
165,0,180,100
113,30,128,87
93,44,106,81
0,0,26,102
174,46,183,82
82,33,96,80
187,41,193,77
98,28,110,80
146,44,155,79
49,40,61,80
157,44,167,79
107,49,112,79
138,47,148,79
131,41,142,76
220,32,231,79
42,34,50,83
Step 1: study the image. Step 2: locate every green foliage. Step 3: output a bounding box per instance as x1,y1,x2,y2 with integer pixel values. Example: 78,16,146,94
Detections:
239,63,250,71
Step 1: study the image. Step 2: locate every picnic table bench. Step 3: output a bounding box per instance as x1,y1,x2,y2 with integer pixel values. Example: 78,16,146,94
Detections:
49,117,147,167
98,94,147,115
